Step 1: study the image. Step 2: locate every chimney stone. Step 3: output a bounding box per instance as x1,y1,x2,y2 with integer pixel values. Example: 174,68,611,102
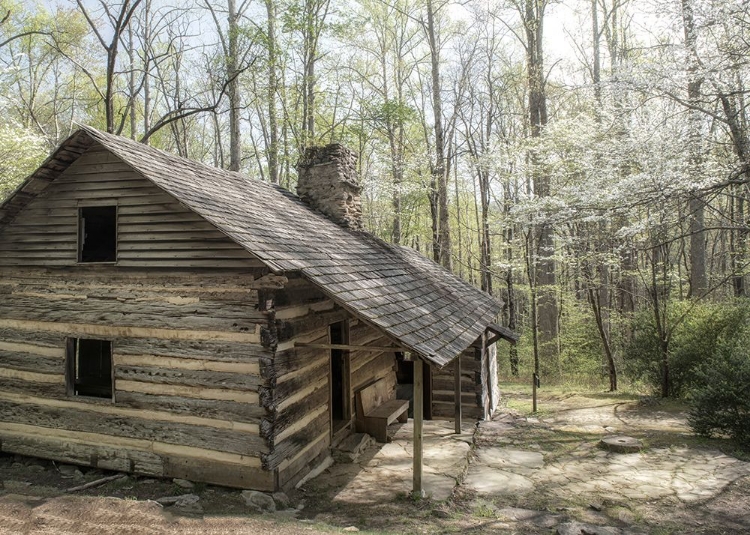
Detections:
296,144,363,230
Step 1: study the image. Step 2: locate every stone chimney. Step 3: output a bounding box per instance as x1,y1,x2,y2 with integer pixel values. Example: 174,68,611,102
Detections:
296,144,363,230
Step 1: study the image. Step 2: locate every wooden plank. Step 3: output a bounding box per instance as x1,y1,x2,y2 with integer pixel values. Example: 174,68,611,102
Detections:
294,343,405,352
0,340,65,356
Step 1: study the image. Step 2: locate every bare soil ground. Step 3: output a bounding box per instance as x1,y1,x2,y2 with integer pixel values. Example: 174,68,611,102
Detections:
1,386,748,534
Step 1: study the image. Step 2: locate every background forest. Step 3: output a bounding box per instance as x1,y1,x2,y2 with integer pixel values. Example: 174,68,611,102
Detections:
0,0,748,435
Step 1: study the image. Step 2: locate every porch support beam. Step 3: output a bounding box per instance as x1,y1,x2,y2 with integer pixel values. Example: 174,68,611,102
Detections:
412,356,424,497
454,354,462,434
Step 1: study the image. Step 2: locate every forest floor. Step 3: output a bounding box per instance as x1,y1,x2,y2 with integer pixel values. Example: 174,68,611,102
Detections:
1,385,749,534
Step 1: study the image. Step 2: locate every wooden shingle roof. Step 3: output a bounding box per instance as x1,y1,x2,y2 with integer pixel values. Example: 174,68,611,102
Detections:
0,127,510,367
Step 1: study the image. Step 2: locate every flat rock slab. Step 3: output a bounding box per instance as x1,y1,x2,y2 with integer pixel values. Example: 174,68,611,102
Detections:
475,447,545,472
599,436,643,453
557,521,647,535
464,465,534,495
497,507,561,528
327,420,470,503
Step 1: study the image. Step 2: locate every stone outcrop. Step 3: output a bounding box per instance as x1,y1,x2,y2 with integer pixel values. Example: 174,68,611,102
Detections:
296,144,363,230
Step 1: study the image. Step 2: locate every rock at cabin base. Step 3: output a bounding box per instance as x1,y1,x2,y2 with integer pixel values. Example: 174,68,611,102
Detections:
272,491,290,509
172,478,194,489
241,490,276,513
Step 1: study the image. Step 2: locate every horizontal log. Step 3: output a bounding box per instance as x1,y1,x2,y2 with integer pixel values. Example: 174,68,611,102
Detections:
431,403,483,420
0,319,261,344
117,380,259,404
262,409,329,470
0,338,65,355
275,308,349,343
116,337,270,363
164,454,274,491
115,365,263,391
273,358,328,405
0,350,64,375
115,354,259,374
268,332,327,378
261,384,328,439
116,391,264,424
115,259,262,269
275,404,328,444
0,429,164,476
0,397,267,457
0,420,262,470
0,376,66,398
0,294,265,333
278,431,329,490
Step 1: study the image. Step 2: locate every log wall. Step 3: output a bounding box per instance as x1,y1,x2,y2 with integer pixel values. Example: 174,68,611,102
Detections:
0,268,276,490
431,344,487,421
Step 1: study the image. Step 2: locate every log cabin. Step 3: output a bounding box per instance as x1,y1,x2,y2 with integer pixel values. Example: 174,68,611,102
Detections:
0,126,517,492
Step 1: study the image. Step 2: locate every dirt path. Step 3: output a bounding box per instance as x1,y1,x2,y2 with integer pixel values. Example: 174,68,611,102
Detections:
1,390,749,534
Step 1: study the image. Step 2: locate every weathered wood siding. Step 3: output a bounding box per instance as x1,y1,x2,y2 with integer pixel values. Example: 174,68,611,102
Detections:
0,143,263,269
431,344,486,421
0,268,275,490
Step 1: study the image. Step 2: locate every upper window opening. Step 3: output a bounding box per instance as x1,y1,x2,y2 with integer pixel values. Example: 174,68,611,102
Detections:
79,206,117,263
66,338,113,399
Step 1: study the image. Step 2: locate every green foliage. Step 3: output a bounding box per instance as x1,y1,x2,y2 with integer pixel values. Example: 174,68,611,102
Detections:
687,324,750,448
624,301,750,398
0,122,47,201
558,301,608,386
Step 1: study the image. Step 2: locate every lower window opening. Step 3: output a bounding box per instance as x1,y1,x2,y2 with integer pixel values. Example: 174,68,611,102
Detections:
67,338,113,399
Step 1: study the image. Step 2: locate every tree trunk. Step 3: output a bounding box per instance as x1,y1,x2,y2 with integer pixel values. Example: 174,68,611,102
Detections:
265,0,279,184
681,0,707,296
426,0,451,270
523,0,557,358
227,0,241,171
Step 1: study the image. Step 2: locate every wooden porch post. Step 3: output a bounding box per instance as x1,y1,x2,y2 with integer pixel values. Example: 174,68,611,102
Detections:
413,356,424,497
454,355,461,434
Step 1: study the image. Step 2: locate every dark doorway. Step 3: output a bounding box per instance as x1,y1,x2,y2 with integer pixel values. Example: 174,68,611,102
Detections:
395,355,432,419
329,321,350,437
